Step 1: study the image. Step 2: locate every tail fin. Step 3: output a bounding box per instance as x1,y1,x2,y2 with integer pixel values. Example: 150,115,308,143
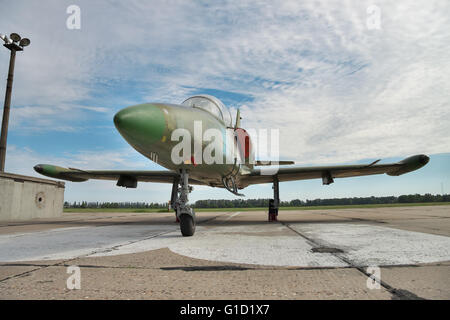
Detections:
234,109,241,129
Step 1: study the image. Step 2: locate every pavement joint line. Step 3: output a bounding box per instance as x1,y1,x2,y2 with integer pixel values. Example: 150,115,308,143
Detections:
0,263,349,271
0,266,45,283
0,255,88,283
1,261,448,271
84,228,179,257
280,221,427,300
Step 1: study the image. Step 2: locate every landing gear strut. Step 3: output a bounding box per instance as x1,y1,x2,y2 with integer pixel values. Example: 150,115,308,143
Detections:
170,176,180,223
268,176,279,222
173,169,196,236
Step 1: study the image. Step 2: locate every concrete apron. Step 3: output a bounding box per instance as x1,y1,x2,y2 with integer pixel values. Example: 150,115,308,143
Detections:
0,218,449,267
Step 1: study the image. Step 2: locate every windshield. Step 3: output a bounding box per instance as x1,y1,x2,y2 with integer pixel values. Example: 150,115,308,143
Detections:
181,95,232,127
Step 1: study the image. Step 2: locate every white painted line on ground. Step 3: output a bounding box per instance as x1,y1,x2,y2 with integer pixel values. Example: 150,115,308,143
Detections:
224,211,241,221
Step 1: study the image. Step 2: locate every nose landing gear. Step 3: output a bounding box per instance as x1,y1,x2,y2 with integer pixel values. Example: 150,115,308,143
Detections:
172,169,196,236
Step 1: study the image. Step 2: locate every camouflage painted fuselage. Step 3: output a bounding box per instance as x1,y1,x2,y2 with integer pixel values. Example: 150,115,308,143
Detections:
113,103,250,188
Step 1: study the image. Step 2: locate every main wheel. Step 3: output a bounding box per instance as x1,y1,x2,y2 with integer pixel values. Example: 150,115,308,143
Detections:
180,214,196,236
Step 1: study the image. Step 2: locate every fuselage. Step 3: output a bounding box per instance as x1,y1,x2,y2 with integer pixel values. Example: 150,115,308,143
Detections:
113,98,252,189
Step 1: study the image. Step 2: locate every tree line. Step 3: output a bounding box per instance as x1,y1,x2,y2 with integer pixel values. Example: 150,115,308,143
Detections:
194,193,449,208
65,201,168,209
65,193,449,209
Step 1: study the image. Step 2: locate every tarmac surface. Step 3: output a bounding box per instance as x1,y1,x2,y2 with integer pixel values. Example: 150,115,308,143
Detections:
0,205,449,299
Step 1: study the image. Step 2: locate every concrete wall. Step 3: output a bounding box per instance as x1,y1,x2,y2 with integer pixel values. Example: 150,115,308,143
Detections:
0,172,65,221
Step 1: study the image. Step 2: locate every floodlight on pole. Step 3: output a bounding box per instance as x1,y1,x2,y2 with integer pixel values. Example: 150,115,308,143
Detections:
19,38,30,47
10,33,21,42
0,32,30,172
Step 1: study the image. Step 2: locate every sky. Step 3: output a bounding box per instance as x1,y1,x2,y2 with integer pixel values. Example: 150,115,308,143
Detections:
0,0,449,203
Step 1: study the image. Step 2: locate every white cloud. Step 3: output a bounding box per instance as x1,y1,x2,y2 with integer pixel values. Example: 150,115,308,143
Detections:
0,0,449,168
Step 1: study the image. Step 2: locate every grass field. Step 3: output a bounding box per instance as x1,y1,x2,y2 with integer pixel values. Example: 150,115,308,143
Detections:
63,202,450,213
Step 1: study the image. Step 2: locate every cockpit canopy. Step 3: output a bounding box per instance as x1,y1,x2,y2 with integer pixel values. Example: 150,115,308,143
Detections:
182,95,232,127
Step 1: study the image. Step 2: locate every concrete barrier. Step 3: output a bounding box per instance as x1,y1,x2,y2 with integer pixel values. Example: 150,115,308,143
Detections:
0,172,65,221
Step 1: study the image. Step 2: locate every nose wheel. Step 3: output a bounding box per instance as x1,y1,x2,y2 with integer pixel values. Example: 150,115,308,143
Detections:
179,211,196,236
172,169,196,236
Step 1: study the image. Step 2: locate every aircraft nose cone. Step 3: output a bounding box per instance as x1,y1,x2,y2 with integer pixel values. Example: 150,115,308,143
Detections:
114,104,166,144
34,164,44,174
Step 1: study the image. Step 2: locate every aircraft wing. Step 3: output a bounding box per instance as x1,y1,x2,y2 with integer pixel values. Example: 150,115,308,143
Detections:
240,154,429,186
33,164,205,187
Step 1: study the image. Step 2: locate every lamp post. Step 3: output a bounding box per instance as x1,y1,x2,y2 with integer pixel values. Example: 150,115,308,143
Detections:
0,33,30,172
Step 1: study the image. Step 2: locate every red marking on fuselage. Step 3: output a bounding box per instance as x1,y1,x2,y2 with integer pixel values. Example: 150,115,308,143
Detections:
235,128,252,160
191,155,197,166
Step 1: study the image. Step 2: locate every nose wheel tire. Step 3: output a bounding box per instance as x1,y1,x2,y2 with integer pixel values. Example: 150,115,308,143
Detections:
179,213,196,236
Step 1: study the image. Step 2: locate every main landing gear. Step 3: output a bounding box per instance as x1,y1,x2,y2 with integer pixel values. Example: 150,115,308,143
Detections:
268,177,279,222
171,169,196,236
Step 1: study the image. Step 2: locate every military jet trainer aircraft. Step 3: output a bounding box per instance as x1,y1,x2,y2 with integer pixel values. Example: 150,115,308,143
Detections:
34,94,429,236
